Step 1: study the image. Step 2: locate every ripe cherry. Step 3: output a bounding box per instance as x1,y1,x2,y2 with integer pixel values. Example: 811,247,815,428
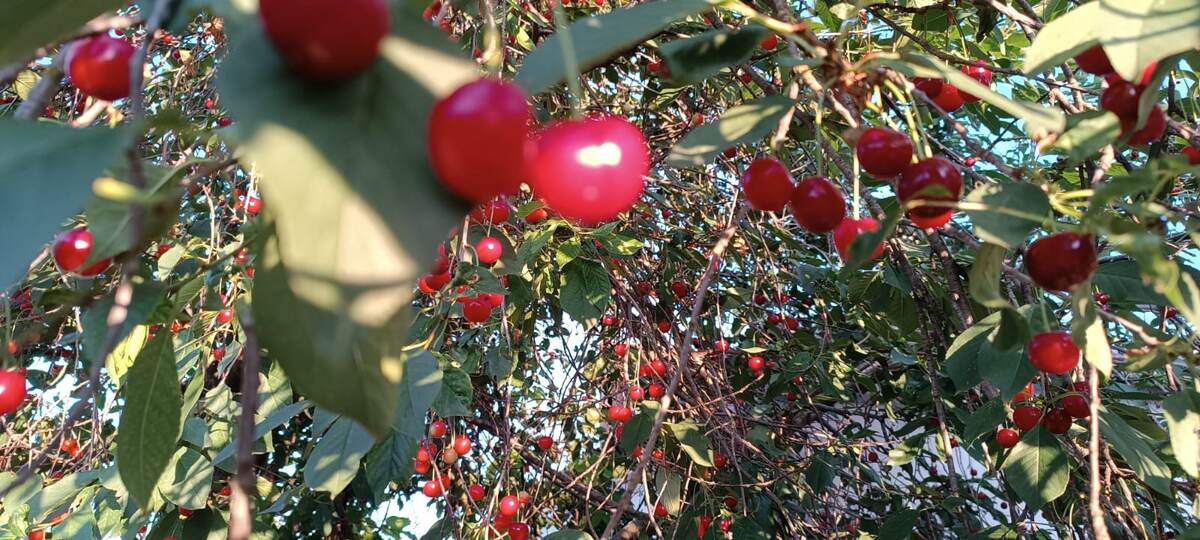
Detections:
60,438,80,457
614,343,628,357
422,479,443,497
414,459,430,474
528,115,649,225
1122,106,1166,146
713,452,728,469
790,176,846,233
602,314,617,326
452,435,472,456
1183,146,1200,165
760,34,779,49
753,293,768,305
931,84,965,112
1100,79,1142,120
741,158,794,212
468,484,486,501
629,386,645,401
1012,382,1035,403
657,319,671,333
648,382,665,399
649,359,668,376
607,405,633,423
508,523,530,540
259,0,389,80
958,61,993,103
536,436,553,450
470,197,512,224
524,207,548,224
1028,331,1080,375
698,516,714,537
912,77,944,97
747,356,765,371
723,496,737,510
718,517,732,533
1061,394,1090,418
66,36,135,101
429,80,531,203
53,228,111,276
1042,408,1072,434
898,156,962,229
475,237,503,265
670,281,689,299
217,309,234,325
1075,45,1114,75
1012,406,1042,431
654,503,669,517
463,298,492,322
499,494,521,517
1025,232,1097,291
856,127,913,178
429,419,448,438
833,217,884,262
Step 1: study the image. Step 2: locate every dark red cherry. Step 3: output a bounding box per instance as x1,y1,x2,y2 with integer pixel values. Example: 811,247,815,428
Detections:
898,156,962,227
1028,331,1080,375
428,80,531,203
931,84,965,112
912,77,944,97
833,217,884,262
1183,146,1200,165
1074,45,1114,75
259,0,389,80
1061,394,1090,418
741,158,795,212
790,176,845,233
1122,106,1165,146
1012,405,1042,431
66,35,135,101
1041,408,1072,435
856,127,913,178
1100,80,1142,120
527,115,649,225
1025,232,1097,291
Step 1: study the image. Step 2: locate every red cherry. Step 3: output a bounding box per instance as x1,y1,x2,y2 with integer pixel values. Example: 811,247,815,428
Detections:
453,435,472,455
429,80,531,203
790,176,846,233
1025,232,1097,291
53,228,110,276
1100,80,1142,120
602,314,617,326
28,530,45,540
898,156,962,227
413,459,430,474
60,438,80,457
1041,408,1072,434
482,292,504,308
1061,394,1090,418
785,316,799,330
179,508,193,518
912,77,944,97
958,61,992,103
524,207,548,224
217,309,234,325
212,346,226,361
718,517,732,532
713,452,728,469
422,479,443,497
723,496,737,510
476,237,503,265
1012,406,1042,431
508,523,530,540
931,84,965,112
614,343,628,357
648,383,665,399
741,158,795,212
657,319,671,333
650,359,668,376
714,339,730,353
536,436,553,450
1075,45,1114,75
747,356,765,371
670,281,689,299
654,503,669,517
866,451,878,463
856,127,913,178
1183,146,1200,165
607,405,633,423
1122,106,1166,146
244,196,263,216
468,484,486,501
528,115,649,225
753,293,768,305
463,298,492,323
698,515,714,536
760,34,779,49
629,386,645,401
833,217,884,262
470,197,512,224
499,495,521,517
995,427,1020,448
1028,331,1080,375
1013,382,1035,403
66,36,134,101
259,0,389,80
429,419,448,438
766,313,781,325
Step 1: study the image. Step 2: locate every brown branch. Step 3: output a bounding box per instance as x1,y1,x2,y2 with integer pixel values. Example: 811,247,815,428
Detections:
229,304,262,540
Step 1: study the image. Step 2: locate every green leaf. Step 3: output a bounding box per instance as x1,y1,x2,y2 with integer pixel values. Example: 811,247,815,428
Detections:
1096,0,1200,82
805,451,837,491
1001,426,1069,509
84,165,181,264
117,332,183,509
964,183,1050,249
1080,316,1113,378
879,509,919,540
1092,260,1168,305
667,421,713,467
82,279,164,367
620,403,657,453
841,205,902,274
667,95,795,167
1022,2,1100,74
962,399,1006,446
515,0,723,94
431,367,472,417
944,310,1004,391
543,530,593,540
660,25,768,84
0,0,124,66
0,121,128,286
1099,406,1173,496
1054,111,1121,163
978,339,1036,401
303,416,376,494
655,468,682,514
993,307,1031,352
24,469,102,522
210,400,312,465
1163,390,1200,478
221,17,473,438
865,52,1065,136
559,258,611,323
968,243,1008,309
913,9,950,31
55,508,99,540
160,448,214,511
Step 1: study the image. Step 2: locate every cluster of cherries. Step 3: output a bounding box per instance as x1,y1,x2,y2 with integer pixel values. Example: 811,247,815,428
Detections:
1075,45,1166,145
911,60,994,113
857,126,965,229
